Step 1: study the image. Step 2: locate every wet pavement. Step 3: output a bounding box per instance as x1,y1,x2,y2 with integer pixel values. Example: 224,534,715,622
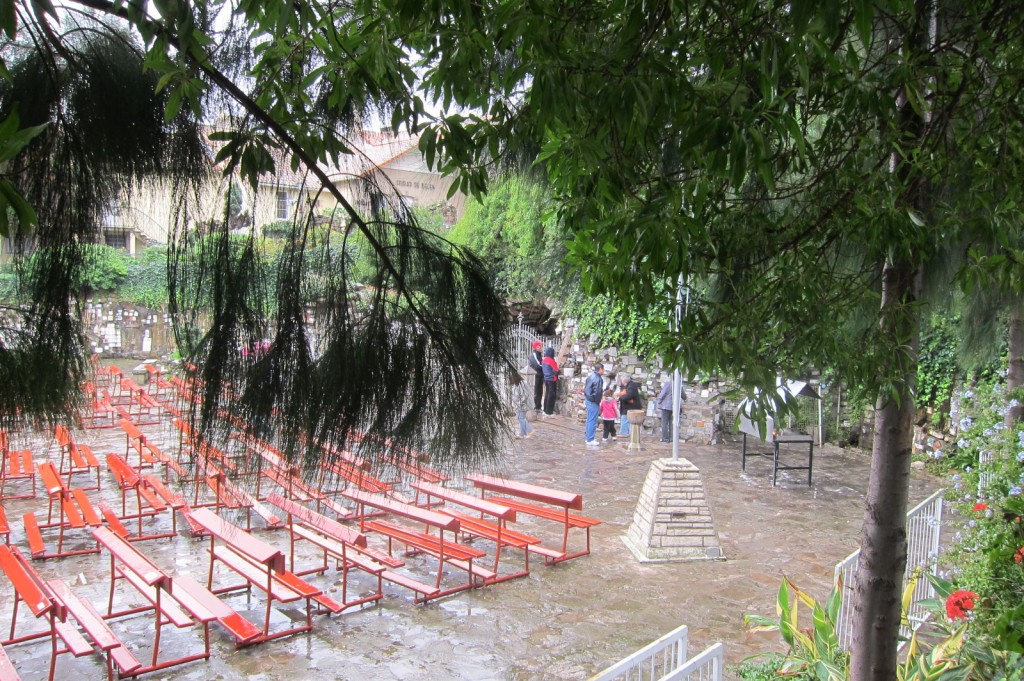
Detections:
0,412,943,680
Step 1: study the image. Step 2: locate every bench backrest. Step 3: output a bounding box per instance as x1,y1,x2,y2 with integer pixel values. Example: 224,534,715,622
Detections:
92,526,170,589
118,419,143,441
54,424,72,448
343,490,460,532
189,508,285,572
106,453,141,487
0,545,58,618
265,494,366,547
411,481,516,521
38,462,66,496
466,473,583,510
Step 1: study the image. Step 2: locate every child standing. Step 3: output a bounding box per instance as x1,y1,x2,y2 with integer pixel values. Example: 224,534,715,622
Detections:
600,389,619,442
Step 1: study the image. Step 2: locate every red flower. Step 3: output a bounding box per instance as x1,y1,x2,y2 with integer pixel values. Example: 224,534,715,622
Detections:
1015,547,1024,564
945,590,979,620
973,502,988,513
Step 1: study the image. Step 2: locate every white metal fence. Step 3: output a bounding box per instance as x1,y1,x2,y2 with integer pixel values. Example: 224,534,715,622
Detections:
833,488,945,651
588,625,724,681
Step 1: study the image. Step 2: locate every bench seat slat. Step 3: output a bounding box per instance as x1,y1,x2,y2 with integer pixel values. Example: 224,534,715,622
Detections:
171,574,262,643
363,520,486,562
487,497,601,527
441,510,540,549
210,545,306,603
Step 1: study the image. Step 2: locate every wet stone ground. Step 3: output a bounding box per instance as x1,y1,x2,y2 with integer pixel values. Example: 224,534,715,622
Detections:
0,412,943,681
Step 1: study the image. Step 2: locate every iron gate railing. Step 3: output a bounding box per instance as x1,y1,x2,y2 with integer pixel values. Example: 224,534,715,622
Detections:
833,488,944,651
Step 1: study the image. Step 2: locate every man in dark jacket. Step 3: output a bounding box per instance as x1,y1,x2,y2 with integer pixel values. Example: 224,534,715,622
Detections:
528,341,544,412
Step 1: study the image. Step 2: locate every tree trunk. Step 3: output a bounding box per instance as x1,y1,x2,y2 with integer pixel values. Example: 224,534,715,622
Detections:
1006,298,1024,426
850,256,920,680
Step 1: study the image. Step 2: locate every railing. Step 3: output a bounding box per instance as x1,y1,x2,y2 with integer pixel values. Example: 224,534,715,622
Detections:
588,625,724,681
833,488,944,651
978,448,995,494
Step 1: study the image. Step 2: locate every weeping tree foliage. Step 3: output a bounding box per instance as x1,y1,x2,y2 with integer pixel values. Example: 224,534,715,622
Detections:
0,1,512,470
0,13,208,425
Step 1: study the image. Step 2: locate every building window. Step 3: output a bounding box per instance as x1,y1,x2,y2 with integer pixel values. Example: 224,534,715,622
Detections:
104,231,128,249
276,191,290,220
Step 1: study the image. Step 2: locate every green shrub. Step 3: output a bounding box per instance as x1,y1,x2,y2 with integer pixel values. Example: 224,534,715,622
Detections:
120,247,168,308
80,244,130,292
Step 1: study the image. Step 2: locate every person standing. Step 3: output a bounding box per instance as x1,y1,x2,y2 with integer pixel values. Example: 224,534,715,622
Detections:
656,377,685,442
528,341,545,412
600,389,619,441
511,368,534,439
541,347,560,416
617,374,642,436
583,363,604,445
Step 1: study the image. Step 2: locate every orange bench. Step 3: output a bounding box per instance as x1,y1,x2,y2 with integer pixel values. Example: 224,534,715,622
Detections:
24,463,102,559
465,473,601,564
0,431,36,500
92,525,261,670
103,454,175,541
344,489,493,601
118,418,184,479
139,474,206,537
78,382,118,430
0,544,141,681
411,481,538,581
266,493,440,605
187,507,343,643
54,425,101,491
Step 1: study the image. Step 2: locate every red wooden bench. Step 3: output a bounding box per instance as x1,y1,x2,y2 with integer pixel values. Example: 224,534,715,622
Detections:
0,431,35,500
121,379,163,425
266,493,442,605
118,418,184,480
78,382,118,430
54,425,101,491
382,446,450,485
343,489,493,601
465,473,601,564
92,525,261,670
0,544,141,681
187,507,343,642
411,481,538,581
140,474,206,537
24,463,102,559
103,454,175,541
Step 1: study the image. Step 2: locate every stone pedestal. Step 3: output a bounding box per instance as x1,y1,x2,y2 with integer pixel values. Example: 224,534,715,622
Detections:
622,458,725,562
626,409,645,452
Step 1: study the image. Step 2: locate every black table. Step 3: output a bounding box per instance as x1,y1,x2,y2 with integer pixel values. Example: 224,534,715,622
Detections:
741,431,815,486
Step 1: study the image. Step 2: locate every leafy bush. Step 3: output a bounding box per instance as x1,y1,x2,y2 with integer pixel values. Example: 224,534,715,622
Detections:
917,313,961,426
80,244,130,292
120,246,168,308
941,378,1024,654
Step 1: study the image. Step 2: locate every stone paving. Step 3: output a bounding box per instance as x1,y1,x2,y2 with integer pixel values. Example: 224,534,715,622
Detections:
0,412,944,680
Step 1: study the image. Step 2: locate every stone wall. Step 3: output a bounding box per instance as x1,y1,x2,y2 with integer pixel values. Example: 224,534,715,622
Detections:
553,333,726,445
83,301,177,359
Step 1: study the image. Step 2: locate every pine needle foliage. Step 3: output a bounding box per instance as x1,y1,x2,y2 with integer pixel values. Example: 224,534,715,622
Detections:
0,15,208,428
0,1,514,473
